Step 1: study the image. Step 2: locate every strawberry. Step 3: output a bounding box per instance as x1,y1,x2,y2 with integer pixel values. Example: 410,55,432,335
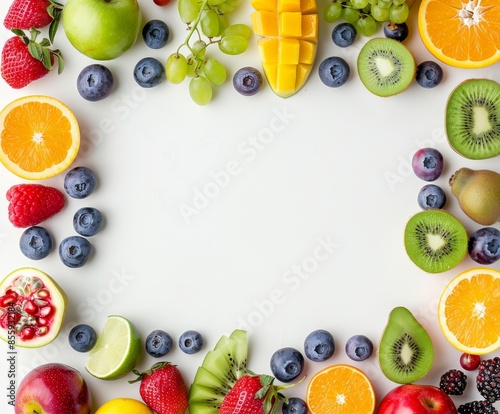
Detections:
1,28,63,89
6,184,65,228
219,373,289,414
130,361,189,414
4,0,63,41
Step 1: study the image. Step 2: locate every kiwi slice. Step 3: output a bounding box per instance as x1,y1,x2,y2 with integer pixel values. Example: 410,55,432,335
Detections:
446,78,500,160
357,37,416,97
404,209,468,273
379,306,434,384
189,329,248,414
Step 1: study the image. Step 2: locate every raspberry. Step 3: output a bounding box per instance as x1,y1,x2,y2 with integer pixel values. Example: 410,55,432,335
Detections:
458,401,499,414
439,369,467,395
477,357,500,403
6,184,65,228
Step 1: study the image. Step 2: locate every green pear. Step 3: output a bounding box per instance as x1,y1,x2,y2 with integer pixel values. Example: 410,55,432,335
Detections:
449,167,500,225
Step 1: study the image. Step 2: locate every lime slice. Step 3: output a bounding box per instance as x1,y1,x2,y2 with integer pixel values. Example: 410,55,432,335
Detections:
85,315,141,380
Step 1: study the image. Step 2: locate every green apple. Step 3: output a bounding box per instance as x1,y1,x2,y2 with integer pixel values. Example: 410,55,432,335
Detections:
62,0,142,60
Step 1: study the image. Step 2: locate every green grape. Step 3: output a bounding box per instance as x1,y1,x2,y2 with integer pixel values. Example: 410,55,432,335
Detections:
392,0,406,5
178,0,200,24
342,6,361,23
351,0,369,9
217,14,230,36
361,3,371,13
222,24,251,39
214,0,239,14
207,0,226,5
323,2,343,23
378,0,392,9
166,53,188,84
192,40,207,59
371,3,390,21
355,15,377,36
189,76,213,105
389,2,409,23
186,55,198,77
200,9,219,38
218,35,248,55
203,58,227,85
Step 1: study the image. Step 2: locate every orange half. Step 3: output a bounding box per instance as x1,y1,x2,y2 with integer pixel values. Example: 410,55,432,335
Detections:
306,364,375,414
0,95,80,180
438,267,500,355
418,0,500,68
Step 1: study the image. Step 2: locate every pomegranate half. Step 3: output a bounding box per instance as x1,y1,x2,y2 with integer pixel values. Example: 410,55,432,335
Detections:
0,267,67,347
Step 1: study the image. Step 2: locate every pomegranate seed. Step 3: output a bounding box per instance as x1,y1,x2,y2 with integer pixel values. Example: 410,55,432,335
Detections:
460,353,481,371
21,327,35,340
0,294,17,307
37,326,48,336
23,300,37,314
39,306,53,318
35,288,50,299
38,317,48,326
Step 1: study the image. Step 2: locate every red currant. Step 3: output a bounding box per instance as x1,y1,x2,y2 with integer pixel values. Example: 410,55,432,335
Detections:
153,0,171,6
460,353,481,371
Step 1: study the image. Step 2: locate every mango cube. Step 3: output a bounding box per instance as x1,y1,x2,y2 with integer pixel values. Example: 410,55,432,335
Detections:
279,12,302,37
278,0,301,12
251,10,279,37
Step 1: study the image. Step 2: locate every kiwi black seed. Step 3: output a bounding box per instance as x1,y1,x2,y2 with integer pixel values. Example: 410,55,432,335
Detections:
379,306,434,384
188,329,248,414
357,37,416,97
404,209,468,273
446,78,500,160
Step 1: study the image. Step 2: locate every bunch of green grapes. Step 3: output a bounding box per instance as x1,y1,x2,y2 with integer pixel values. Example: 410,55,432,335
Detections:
324,0,410,36
166,0,251,105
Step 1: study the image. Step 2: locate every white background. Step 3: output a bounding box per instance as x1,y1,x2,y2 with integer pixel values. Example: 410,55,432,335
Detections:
0,0,499,412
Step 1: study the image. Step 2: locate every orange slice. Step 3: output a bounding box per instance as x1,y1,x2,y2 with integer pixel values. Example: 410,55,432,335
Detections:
0,95,80,180
306,364,375,414
438,267,500,355
418,0,500,68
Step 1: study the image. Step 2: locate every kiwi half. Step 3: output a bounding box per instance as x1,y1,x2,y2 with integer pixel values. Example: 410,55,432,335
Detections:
446,78,500,160
189,329,248,414
404,209,468,273
357,37,415,97
379,306,434,384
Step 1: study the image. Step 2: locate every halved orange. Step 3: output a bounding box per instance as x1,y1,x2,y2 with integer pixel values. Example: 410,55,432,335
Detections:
0,95,80,180
438,267,500,355
306,364,375,414
418,0,500,68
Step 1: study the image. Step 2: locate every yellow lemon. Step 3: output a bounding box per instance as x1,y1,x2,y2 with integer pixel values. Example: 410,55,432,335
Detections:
95,398,153,414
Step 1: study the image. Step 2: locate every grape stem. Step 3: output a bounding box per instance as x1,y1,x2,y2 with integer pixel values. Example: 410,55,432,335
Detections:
177,0,210,55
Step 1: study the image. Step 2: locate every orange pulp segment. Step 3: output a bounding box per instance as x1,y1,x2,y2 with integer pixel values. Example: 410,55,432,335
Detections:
0,95,80,180
306,364,375,414
418,0,500,68
250,0,318,98
438,267,500,355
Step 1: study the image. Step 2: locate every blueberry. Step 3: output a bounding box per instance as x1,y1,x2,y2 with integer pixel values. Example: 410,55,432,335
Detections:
233,67,263,96
270,347,304,383
318,56,350,88
146,329,174,358
417,184,447,210
282,397,308,414
64,166,97,199
73,207,104,237
179,330,203,354
134,57,165,88
304,329,335,362
69,324,97,352
415,61,444,88
76,64,114,102
19,226,53,260
59,236,92,268
345,335,374,361
142,19,170,49
412,147,444,181
383,21,409,42
468,227,500,265
332,22,356,47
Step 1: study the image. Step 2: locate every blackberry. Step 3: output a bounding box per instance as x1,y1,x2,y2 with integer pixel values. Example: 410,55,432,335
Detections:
440,369,467,395
458,400,499,414
477,357,500,402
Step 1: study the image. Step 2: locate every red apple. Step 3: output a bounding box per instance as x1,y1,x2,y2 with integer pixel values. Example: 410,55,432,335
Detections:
378,384,457,414
15,363,92,414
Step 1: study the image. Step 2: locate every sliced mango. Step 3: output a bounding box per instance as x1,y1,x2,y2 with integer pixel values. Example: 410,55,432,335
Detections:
251,0,318,98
